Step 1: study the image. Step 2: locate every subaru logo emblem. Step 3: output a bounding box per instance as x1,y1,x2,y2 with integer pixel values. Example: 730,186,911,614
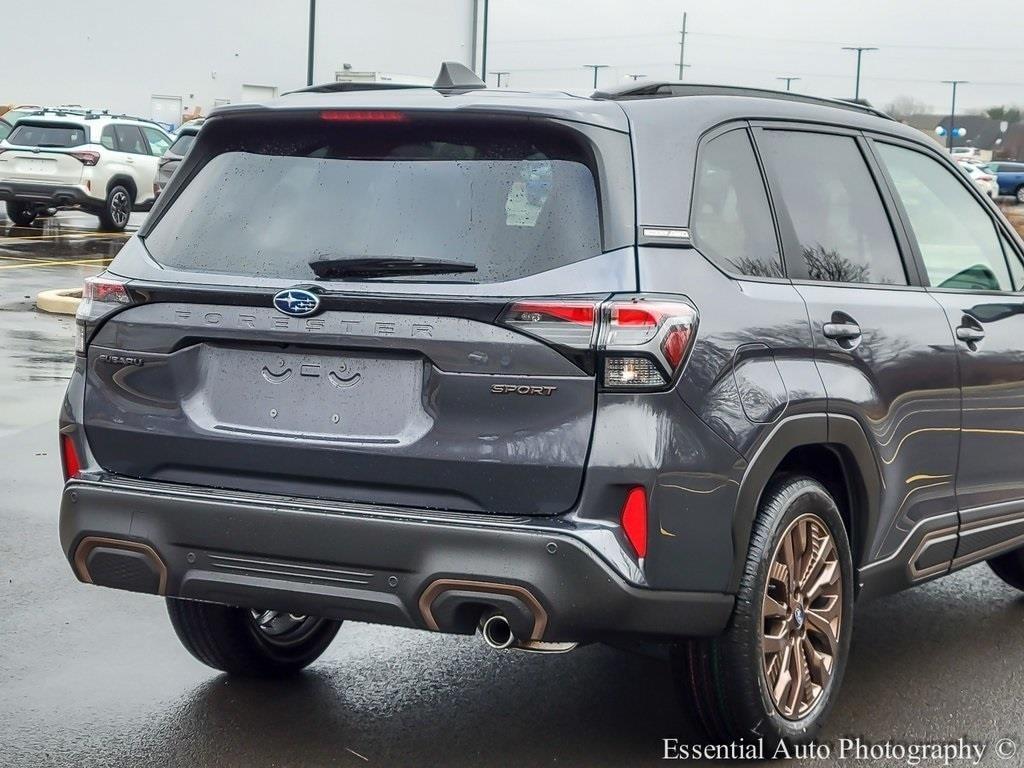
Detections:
273,288,321,317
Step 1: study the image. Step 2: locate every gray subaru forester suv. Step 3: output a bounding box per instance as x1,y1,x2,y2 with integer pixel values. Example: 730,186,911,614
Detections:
59,64,1024,747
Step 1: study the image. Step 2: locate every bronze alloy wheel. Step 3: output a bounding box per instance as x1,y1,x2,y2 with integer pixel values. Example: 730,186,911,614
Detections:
761,512,843,720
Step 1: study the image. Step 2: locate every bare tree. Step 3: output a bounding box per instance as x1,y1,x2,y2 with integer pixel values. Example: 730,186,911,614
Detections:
883,96,932,121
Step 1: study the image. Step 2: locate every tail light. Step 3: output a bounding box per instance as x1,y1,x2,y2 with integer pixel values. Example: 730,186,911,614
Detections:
499,296,697,390
60,434,81,481
620,486,648,558
68,150,100,166
320,110,408,122
76,274,133,354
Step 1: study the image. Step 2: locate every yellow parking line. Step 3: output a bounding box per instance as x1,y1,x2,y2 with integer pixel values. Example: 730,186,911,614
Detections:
0,257,112,270
0,232,131,244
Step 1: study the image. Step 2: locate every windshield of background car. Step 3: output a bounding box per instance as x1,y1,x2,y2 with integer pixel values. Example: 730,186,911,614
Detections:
8,122,87,147
143,115,604,283
167,133,195,156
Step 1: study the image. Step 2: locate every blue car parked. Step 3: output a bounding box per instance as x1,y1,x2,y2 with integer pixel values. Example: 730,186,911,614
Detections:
984,162,1024,202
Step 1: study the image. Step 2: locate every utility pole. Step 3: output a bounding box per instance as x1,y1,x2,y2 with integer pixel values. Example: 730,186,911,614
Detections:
677,11,688,80
306,0,316,86
841,46,877,101
776,76,801,91
490,71,510,88
942,80,968,151
583,64,609,89
481,0,490,85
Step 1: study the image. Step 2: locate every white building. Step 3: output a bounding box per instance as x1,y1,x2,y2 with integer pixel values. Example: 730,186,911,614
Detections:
5,0,482,128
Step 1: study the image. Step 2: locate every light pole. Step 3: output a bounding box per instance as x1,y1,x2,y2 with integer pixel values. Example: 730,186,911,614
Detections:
627,74,646,81
490,71,510,88
480,0,490,85
583,64,610,89
306,0,316,86
841,46,877,101
776,76,801,91
942,80,968,151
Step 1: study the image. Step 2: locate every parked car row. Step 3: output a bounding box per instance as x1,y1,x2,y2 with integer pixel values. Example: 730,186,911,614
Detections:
0,108,202,230
983,161,1024,203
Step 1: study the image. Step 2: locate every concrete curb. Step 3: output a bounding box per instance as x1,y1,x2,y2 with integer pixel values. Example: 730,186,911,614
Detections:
36,288,82,315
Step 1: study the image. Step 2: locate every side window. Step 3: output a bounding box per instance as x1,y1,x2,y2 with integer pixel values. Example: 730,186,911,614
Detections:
114,125,149,155
143,127,171,156
691,129,783,278
1001,232,1024,291
876,143,1011,292
100,125,117,151
759,131,907,285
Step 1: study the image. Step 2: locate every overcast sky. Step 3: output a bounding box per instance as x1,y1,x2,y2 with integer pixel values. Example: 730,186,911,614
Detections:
486,0,1024,112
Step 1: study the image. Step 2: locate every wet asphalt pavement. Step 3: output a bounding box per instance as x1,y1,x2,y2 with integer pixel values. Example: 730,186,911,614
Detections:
3,211,1024,767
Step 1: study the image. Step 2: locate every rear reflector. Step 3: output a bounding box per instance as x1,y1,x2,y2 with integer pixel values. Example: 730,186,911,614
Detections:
320,110,408,122
61,434,81,481
620,487,648,558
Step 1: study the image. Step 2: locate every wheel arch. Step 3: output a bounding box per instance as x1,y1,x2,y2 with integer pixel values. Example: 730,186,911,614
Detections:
106,174,138,205
729,413,881,594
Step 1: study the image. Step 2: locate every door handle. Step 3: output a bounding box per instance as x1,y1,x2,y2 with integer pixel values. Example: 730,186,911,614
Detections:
823,322,862,341
956,325,985,343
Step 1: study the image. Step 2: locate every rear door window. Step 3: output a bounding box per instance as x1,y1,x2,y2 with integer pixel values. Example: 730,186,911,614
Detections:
876,142,1011,291
758,130,907,285
114,125,149,155
100,125,117,150
143,117,604,283
167,133,196,156
8,122,87,148
143,126,171,156
691,129,783,278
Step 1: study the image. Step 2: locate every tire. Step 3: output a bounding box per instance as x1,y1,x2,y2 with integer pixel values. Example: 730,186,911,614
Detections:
988,548,1024,591
5,201,36,227
671,475,854,749
166,598,342,677
1016,185,1024,205
98,184,132,231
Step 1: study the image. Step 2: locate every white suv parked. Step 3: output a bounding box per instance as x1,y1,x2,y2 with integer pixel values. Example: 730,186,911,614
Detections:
0,111,171,230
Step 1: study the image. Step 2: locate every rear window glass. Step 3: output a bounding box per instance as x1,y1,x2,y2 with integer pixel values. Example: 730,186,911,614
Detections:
168,133,195,156
8,122,87,148
144,118,603,283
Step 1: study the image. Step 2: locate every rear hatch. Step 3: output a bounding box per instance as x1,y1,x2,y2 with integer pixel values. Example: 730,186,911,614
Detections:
83,108,635,515
0,120,91,184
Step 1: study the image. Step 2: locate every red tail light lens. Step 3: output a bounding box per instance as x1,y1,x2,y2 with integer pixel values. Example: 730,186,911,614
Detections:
61,434,81,480
620,486,648,558
320,110,408,122
77,274,134,354
68,150,100,166
82,275,132,305
500,300,600,348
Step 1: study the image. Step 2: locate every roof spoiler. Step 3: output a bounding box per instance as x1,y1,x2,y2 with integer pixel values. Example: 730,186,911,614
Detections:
433,61,486,91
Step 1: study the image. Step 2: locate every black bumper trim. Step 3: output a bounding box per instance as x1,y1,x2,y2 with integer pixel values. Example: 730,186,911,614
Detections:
0,181,99,207
59,479,733,641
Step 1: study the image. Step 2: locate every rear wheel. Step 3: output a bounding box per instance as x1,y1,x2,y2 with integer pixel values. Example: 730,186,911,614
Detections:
98,185,132,231
672,476,854,748
988,548,1024,591
5,201,36,227
166,598,342,676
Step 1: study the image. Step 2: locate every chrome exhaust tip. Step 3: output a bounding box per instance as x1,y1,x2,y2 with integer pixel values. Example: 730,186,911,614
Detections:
480,613,515,650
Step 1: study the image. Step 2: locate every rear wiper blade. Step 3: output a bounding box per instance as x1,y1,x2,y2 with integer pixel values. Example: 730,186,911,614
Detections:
309,256,478,279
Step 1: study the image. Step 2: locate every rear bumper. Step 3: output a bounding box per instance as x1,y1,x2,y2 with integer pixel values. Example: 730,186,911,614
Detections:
0,181,98,207
59,477,733,642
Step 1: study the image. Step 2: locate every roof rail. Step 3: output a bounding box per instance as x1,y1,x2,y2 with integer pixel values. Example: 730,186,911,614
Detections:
592,82,892,120
21,107,167,127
